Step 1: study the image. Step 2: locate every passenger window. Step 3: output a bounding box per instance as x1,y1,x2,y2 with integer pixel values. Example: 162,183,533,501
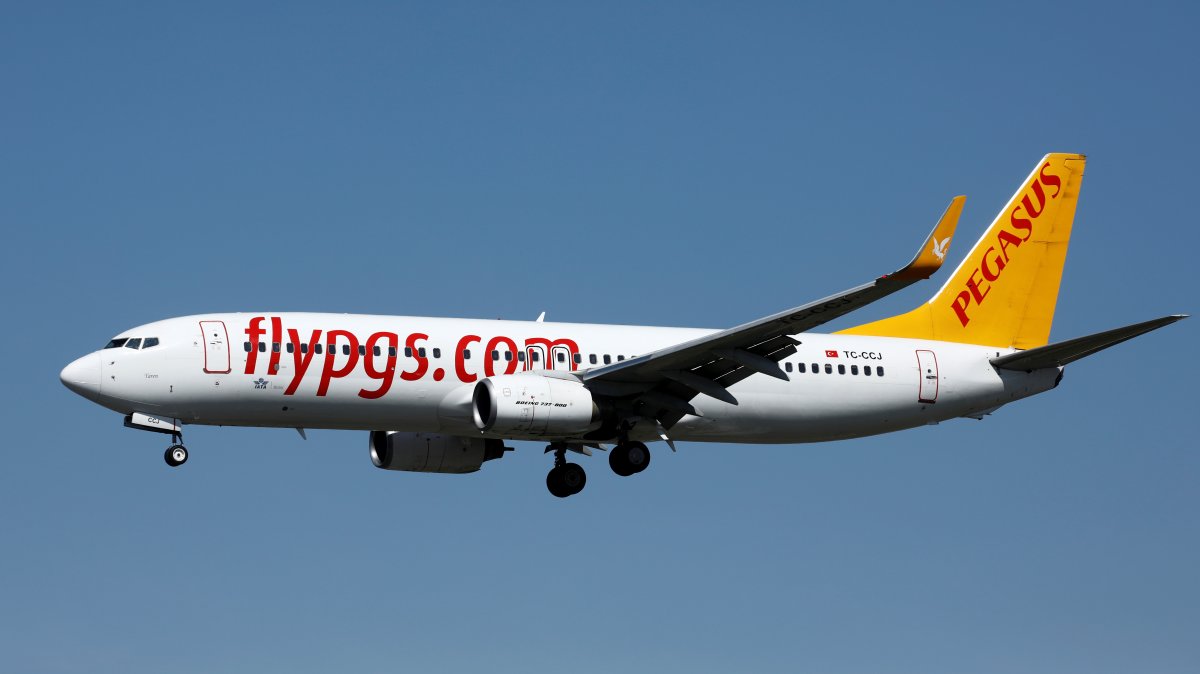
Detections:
432,348,441,359
342,344,350,356
373,346,381,357
244,342,252,352
785,362,793,372
812,363,818,374
357,345,365,356
604,355,612,364
273,342,281,353
517,351,526,362
531,352,540,362
462,349,471,360
798,362,806,373
104,338,128,349
851,365,858,375
259,343,267,353
838,364,845,375
877,366,884,377
491,350,500,361
557,352,566,363
301,343,309,354
573,353,582,364
617,355,625,361
286,343,294,354
504,351,512,361
419,347,427,358
315,344,323,355
864,365,871,376
404,347,412,358
589,354,597,365
825,364,832,374
125,338,142,349
388,346,397,357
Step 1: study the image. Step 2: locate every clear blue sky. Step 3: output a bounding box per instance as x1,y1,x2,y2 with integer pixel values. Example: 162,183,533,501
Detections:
2,2,1196,672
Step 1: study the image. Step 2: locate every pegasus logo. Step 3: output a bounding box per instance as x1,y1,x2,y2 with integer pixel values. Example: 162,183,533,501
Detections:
931,236,951,261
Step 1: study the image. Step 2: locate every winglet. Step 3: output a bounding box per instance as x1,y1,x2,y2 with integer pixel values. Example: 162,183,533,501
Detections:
887,195,965,281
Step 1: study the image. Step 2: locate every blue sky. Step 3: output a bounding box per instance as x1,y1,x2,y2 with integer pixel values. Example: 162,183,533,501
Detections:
2,2,1197,672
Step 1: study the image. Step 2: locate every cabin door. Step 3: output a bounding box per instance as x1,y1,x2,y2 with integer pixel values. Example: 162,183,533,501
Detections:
916,349,938,403
200,321,231,374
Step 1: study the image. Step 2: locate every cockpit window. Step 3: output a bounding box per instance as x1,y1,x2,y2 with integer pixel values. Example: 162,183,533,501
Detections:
143,337,159,348
125,338,142,349
104,338,128,349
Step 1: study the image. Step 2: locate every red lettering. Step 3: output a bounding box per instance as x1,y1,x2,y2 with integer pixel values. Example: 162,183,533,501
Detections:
951,290,972,327
455,334,481,383
1039,161,1061,198
997,227,1024,260
244,316,265,374
399,333,430,382
267,316,283,374
484,336,519,377
285,328,323,395
1021,179,1047,219
966,268,990,304
360,332,399,399
980,246,1006,282
524,337,581,370
317,330,360,396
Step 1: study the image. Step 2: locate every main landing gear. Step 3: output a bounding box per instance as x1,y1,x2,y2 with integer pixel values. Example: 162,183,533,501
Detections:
609,441,650,477
546,445,586,498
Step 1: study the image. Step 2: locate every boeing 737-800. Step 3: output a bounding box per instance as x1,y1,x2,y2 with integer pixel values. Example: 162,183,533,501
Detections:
60,154,1185,497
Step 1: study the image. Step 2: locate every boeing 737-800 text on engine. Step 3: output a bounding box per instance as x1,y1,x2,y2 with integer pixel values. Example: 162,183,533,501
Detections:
60,154,1186,497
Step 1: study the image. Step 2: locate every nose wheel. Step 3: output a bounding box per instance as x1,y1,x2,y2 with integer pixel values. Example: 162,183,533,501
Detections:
164,435,188,467
545,445,586,497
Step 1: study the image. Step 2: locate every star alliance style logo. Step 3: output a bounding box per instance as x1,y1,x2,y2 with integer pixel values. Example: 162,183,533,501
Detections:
253,378,269,390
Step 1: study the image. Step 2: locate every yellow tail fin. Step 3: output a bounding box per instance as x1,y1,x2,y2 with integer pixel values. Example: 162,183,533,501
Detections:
839,153,1086,349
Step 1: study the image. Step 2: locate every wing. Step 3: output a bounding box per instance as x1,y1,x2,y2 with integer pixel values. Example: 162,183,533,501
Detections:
580,196,965,429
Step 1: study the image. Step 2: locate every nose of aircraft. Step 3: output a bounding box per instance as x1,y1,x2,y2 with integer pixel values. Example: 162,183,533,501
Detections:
60,352,102,400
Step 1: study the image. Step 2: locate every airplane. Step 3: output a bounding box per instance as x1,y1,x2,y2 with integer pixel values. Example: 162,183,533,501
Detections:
60,153,1186,497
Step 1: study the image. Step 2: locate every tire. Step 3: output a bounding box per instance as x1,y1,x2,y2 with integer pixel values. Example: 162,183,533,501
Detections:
559,463,586,495
609,447,634,477
546,467,571,498
624,441,650,474
165,445,188,467
610,442,650,476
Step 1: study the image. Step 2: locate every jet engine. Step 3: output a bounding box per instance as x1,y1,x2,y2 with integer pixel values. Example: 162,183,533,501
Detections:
472,373,600,438
369,431,508,474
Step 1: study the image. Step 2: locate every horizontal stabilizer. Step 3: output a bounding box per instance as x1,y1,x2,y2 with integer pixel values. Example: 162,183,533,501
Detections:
991,314,1187,371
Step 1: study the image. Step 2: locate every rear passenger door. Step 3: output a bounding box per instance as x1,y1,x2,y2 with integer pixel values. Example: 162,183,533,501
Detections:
915,349,938,403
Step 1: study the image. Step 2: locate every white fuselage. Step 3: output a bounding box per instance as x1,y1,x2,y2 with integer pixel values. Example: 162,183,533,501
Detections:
62,313,1062,445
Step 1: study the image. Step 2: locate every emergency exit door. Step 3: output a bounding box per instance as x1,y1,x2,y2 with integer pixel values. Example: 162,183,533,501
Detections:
200,320,231,374
916,349,938,403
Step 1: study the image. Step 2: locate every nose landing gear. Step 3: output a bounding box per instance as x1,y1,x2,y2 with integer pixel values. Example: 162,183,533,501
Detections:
545,444,586,498
165,444,188,467
164,431,188,467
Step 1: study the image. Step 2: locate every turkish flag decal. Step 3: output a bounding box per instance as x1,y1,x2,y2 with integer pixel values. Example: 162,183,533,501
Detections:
825,350,839,358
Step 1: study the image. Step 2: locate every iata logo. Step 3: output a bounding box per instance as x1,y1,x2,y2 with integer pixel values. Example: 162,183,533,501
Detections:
253,378,269,390
931,236,951,261
950,162,1062,327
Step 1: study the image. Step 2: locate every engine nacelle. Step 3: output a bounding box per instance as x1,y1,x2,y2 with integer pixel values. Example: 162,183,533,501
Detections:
369,431,507,474
472,373,600,438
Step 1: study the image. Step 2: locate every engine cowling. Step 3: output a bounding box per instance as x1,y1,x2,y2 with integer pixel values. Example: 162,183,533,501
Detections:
369,431,507,474
472,373,600,438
